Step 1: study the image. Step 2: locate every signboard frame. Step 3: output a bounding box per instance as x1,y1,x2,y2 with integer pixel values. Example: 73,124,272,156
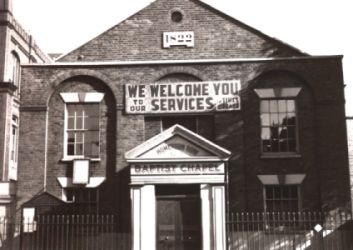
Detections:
125,80,241,114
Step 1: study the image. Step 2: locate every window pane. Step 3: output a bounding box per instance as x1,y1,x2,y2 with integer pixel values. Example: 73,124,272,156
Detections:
279,128,288,152
279,126,288,139
262,140,271,152
67,144,74,156
86,131,99,143
270,113,279,126
261,114,270,126
282,186,290,199
261,127,271,140
290,187,298,198
270,127,279,139
86,117,99,130
76,143,83,155
287,126,296,139
279,114,287,126
85,131,99,158
76,132,84,143
273,186,281,199
67,132,75,156
269,100,278,113
75,104,84,114
85,104,99,116
67,132,75,143
260,101,269,113
270,139,278,152
262,127,271,152
279,140,288,152
278,100,286,113
85,142,92,157
266,187,274,199
91,143,99,158
67,105,75,116
85,143,99,158
287,100,295,112
287,113,296,125
76,116,83,129
68,117,75,129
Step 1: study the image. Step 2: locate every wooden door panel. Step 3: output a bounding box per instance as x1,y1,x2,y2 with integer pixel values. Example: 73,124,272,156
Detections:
158,200,178,250
157,198,201,250
179,199,201,250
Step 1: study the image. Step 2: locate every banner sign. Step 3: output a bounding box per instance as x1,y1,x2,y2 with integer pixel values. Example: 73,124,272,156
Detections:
131,163,224,176
125,80,241,114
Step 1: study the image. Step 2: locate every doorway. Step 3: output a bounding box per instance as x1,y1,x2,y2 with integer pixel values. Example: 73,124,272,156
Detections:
156,185,201,250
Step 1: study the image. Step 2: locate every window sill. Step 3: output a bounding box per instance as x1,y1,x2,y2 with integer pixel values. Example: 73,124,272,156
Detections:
61,157,101,162
260,153,301,159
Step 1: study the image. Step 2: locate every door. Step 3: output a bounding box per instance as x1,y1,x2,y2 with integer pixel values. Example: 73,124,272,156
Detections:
157,196,201,250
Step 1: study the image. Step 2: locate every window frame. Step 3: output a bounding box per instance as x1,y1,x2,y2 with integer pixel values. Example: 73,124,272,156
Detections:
254,87,302,157
259,98,299,155
8,114,19,180
10,115,19,163
10,51,21,97
263,184,301,213
64,188,99,203
63,188,99,214
65,103,100,159
60,92,104,161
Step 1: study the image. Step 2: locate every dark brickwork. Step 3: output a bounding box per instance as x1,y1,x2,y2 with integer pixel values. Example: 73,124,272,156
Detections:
58,0,304,62
18,56,351,216
17,110,46,206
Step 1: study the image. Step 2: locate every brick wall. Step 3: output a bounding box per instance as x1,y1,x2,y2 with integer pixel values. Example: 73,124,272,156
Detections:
17,109,46,208
17,56,351,216
59,0,303,62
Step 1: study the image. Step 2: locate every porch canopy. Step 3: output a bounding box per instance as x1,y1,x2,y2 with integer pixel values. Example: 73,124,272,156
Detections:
125,124,231,250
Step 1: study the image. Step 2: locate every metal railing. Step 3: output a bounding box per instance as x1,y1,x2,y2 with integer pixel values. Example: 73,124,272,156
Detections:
227,211,353,250
1,211,353,250
1,214,130,250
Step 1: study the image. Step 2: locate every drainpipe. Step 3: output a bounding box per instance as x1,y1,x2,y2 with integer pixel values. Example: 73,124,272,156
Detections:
224,159,230,250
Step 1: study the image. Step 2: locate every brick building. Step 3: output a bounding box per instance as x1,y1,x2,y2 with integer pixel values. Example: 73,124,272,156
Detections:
0,0,50,219
1,0,352,249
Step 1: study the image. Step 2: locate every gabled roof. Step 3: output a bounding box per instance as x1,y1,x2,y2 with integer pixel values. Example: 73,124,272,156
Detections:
57,0,305,62
125,124,231,162
22,191,64,207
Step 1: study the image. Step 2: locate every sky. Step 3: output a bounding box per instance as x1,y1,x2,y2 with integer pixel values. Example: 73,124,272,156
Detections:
12,0,353,115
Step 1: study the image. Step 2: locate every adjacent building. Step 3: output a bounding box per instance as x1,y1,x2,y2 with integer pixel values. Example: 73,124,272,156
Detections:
0,0,50,219
1,0,352,249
